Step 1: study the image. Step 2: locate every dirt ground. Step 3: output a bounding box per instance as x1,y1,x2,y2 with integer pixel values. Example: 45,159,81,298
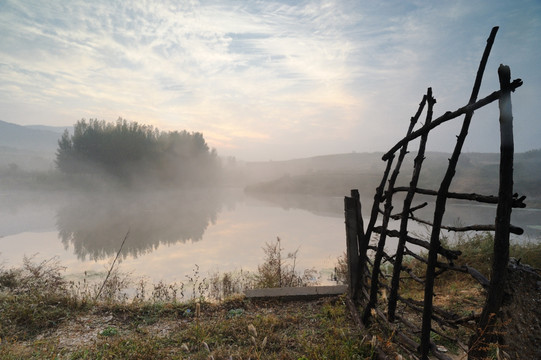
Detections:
498,259,541,359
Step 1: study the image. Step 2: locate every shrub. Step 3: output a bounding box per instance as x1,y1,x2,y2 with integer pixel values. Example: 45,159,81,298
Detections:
0,256,82,339
253,237,318,288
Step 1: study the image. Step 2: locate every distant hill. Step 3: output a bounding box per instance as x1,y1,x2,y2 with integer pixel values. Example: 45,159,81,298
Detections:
0,120,64,152
0,120,68,170
243,150,541,207
237,152,384,183
25,124,72,134
1,119,539,206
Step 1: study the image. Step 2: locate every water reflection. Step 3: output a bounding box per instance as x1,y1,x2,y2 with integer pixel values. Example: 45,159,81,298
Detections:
56,189,224,261
246,191,541,241
245,191,346,218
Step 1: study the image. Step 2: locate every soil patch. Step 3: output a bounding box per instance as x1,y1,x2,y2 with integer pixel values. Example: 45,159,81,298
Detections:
499,260,541,359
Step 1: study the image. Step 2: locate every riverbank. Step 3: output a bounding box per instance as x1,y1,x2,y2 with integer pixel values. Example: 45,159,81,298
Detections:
1,293,375,359
1,235,540,359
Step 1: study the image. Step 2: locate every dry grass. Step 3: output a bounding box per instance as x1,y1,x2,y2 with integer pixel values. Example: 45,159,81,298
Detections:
0,247,373,359
2,234,538,359
0,291,373,359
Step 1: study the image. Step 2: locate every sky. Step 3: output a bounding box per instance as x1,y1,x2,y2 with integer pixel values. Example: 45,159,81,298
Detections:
1,0,540,161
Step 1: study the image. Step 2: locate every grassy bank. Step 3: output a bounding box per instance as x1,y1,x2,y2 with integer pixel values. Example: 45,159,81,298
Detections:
0,257,373,359
1,234,539,359
0,295,373,359
0,239,375,359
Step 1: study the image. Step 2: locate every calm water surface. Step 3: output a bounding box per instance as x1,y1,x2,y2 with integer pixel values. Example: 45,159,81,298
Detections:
1,188,539,287
0,189,347,285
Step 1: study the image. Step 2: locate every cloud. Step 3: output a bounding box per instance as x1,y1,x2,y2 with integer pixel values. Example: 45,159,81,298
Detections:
1,0,540,160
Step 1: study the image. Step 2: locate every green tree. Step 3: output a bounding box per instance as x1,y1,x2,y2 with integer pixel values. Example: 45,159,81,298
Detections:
55,118,220,186
55,129,75,173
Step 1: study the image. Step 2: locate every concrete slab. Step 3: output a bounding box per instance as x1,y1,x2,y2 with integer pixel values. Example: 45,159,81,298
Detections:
245,285,348,300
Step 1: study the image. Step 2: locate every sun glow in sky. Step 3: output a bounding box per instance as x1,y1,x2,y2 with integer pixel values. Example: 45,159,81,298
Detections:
1,0,540,160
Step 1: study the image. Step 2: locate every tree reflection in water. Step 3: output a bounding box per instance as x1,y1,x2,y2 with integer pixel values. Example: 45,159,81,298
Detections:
56,188,223,261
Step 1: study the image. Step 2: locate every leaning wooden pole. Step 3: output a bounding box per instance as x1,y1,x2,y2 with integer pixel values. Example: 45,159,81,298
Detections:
358,156,394,322
362,105,419,325
419,26,499,359
468,64,515,359
388,89,434,321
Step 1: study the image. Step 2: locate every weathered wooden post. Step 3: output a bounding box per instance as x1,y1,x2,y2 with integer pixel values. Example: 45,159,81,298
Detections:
345,190,361,302
468,64,515,359
352,190,367,298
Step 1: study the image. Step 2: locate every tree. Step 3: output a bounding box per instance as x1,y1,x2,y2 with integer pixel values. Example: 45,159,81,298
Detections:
55,118,220,186
55,129,75,173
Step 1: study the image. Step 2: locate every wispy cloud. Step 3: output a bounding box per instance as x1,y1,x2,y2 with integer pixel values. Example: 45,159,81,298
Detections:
1,0,540,159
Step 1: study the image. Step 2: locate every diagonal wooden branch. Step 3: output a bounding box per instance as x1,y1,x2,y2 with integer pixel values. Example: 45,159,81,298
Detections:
382,77,522,161
403,248,489,288
367,244,425,284
392,187,526,208
448,312,480,326
420,26,499,359
373,226,461,260
389,88,436,321
399,296,459,330
362,103,422,324
370,286,454,360
404,214,524,235
358,156,395,299
390,202,429,219
400,295,460,322
95,230,130,301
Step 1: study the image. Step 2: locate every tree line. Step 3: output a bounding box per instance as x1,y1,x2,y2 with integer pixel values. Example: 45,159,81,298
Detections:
56,118,220,186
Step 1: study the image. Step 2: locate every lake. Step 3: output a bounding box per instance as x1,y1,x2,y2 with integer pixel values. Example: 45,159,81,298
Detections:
1,188,540,291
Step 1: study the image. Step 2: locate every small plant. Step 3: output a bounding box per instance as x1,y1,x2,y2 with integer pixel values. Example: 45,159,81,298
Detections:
133,277,148,301
151,280,183,302
227,308,244,318
208,269,253,300
248,323,267,360
468,313,511,359
100,326,119,337
185,264,209,301
334,252,349,284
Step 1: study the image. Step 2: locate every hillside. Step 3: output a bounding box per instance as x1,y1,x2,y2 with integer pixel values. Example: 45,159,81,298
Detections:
1,120,539,206
0,120,64,170
0,120,63,152
244,150,541,207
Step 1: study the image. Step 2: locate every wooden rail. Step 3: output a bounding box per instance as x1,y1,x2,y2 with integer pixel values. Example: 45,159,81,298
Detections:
344,26,524,360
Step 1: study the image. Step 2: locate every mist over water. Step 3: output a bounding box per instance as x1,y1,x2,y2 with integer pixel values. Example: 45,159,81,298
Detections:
1,182,539,289
56,188,224,261
1,129,540,288
0,187,348,285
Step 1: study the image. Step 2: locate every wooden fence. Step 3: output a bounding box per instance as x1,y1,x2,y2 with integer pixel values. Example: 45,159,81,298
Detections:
344,27,525,360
